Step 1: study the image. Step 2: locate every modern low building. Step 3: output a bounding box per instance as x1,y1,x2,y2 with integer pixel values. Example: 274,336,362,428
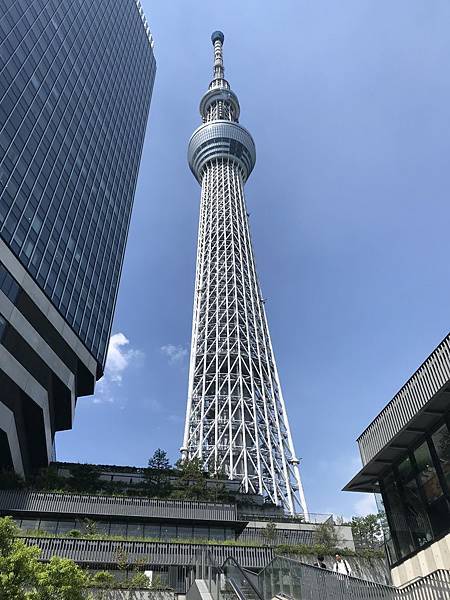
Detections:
345,333,450,586
0,0,156,475
0,461,355,593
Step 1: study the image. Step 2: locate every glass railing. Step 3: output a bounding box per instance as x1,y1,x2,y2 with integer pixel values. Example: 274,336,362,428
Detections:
186,549,241,600
187,552,450,600
257,555,396,600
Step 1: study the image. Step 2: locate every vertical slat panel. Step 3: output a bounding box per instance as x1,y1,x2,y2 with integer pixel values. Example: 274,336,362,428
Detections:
22,536,273,569
357,333,450,465
0,490,237,522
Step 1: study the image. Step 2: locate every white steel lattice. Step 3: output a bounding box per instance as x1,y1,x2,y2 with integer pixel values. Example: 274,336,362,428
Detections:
182,32,308,516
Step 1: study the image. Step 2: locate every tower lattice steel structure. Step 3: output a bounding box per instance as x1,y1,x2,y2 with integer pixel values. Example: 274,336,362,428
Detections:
182,32,308,516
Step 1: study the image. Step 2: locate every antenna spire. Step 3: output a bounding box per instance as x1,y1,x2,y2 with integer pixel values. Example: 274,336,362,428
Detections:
211,31,225,80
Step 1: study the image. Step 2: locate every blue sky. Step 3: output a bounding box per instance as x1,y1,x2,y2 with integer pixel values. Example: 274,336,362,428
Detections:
57,1,450,519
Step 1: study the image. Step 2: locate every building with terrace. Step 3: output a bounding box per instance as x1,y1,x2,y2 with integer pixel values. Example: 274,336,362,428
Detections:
0,460,356,594
345,333,450,586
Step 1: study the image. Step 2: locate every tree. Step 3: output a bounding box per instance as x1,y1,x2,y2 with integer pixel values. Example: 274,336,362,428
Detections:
0,517,90,600
89,571,114,599
114,547,129,574
174,457,208,500
0,516,41,600
35,556,88,600
143,449,172,497
0,470,24,491
67,464,100,493
30,466,64,492
82,519,97,537
261,521,277,546
351,514,382,549
150,574,165,590
128,571,150,589
313,521,340,550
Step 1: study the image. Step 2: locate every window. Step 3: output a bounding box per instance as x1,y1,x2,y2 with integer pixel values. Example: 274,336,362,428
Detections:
177,526,193,540
397,456,413,482
209,528,225,541
109,522,127,537
382,473,413,560
0,315,6,341
431,424,450,491
20,518,40,532
39,520,58,534
193,526,208,540
402,478,433,547
127,523,143,538
56,520,76,535
143,524,160,539
95,521,110,535
414,442,443,503
160,525,176,540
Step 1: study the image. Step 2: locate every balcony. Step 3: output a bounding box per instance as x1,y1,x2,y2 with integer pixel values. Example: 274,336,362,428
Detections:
0,490,238,523
23,536,273,569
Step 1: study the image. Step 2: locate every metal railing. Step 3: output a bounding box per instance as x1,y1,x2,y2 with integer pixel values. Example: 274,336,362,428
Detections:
186,549,241,599
256,556,450,600
0,490,238,522
399,569,450,599
186,550,265,600
238,511,333,525
23,536,273,570
222,557,264,599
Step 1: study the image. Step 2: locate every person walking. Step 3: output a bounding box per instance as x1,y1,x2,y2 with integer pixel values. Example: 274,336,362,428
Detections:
333,554,352,576
314,554,327,569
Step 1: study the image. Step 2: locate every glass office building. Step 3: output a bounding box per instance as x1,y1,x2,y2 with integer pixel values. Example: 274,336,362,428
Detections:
345,334,450,586
0,0,156,474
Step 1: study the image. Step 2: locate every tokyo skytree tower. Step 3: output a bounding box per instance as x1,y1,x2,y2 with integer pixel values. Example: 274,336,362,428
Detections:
181,32,308,516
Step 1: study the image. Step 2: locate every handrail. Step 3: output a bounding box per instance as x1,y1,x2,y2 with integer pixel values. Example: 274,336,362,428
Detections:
269,554,397,588
222,556,265,599
398,568,450,595
186,552,450,600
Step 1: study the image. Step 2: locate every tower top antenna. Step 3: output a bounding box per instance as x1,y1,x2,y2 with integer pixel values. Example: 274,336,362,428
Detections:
211,30,225,81
211,30,224,44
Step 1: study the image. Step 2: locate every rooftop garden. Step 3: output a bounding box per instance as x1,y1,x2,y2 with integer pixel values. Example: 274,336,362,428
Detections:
0,449,237,504
18,527,383,559
15,518,384,560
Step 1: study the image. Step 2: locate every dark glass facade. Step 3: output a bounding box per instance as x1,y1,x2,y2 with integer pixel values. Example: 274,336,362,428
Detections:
14,517,236,541
0,0,156,366
379,415,450,566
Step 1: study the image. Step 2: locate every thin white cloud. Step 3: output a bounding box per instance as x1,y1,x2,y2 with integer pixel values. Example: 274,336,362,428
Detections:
161,344,188,365
93,333,144,404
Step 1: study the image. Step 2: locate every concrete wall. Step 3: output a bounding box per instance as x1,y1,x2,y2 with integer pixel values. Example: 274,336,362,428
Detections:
89,591,175,600
391,533,450,587
186,580,214,600
242,520,355,551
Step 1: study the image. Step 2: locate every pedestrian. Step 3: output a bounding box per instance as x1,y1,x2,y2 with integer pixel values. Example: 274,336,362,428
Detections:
333,554,352,576
314,554,327,569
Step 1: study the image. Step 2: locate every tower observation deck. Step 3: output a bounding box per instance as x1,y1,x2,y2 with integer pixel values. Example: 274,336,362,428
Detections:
182,32,308,516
